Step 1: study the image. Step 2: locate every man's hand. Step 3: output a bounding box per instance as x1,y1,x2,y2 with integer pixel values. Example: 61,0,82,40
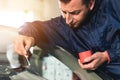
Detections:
78,51,108,70
14,35,35,57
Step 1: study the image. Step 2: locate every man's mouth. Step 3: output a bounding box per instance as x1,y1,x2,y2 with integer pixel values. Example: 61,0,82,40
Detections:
69,23,77,28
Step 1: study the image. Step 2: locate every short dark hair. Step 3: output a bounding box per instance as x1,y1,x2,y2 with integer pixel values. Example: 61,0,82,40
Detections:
59,0,90,7
82,0,91,7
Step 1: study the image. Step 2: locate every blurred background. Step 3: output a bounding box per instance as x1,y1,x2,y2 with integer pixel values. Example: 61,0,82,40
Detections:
0,0,60,28
0,0,60,54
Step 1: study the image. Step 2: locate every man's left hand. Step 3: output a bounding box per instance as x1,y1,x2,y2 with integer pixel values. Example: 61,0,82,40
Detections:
78,51,108,70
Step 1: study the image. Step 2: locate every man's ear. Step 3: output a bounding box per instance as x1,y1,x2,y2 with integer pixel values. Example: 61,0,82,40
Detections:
89,0,95,10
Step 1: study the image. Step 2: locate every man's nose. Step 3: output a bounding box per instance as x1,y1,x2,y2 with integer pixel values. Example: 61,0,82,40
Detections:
65,13,73,25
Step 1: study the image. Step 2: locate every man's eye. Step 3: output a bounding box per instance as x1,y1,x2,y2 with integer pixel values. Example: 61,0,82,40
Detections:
62,11,66,14
70,11,80,15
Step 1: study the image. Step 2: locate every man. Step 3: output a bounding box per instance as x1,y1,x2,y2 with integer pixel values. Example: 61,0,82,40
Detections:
14,0,120,79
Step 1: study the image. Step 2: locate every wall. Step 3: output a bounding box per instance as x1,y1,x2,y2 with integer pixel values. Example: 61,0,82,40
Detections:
0,25,18,52
0,0,61,52
0,0,61,20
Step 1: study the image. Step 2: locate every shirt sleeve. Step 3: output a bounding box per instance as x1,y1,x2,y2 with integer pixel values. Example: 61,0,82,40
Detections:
105,1,120,61
18,17,70,52
19,20,58,50
107,29,120,62
108,0,120,22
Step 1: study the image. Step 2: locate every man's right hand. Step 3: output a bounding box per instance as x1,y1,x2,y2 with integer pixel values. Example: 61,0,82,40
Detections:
14,35,35,57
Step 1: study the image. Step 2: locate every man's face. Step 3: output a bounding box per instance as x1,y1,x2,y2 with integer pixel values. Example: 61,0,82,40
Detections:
59,0,94,28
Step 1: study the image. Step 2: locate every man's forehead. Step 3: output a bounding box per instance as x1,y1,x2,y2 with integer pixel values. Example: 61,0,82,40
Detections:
59,0,83,11
59,0,83,3
59,0,83,7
